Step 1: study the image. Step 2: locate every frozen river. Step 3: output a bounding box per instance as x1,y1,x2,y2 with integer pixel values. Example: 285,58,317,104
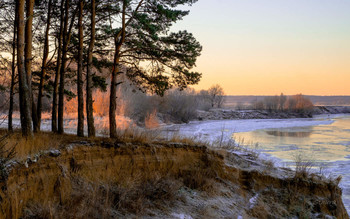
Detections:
167,114,350,213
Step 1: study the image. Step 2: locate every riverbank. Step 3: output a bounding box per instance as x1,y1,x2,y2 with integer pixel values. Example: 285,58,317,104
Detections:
167,114,350,214
195,106,350,121
0,130,348,218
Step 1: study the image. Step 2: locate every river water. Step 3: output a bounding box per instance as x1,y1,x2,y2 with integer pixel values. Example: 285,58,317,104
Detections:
168,114,350,213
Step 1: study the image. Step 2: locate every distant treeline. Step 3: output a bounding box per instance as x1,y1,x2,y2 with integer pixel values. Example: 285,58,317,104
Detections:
252,94,314,114
225,95,350,109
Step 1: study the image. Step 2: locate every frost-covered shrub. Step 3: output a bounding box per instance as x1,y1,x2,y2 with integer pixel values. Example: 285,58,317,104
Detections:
159,89,199,123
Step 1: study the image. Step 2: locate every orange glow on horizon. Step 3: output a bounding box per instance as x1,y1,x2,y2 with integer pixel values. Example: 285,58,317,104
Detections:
190,46,350,96
172,0,350,96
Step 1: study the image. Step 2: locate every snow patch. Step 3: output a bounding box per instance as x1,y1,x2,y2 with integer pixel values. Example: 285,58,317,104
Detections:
249,194,259,209
171,213,193,219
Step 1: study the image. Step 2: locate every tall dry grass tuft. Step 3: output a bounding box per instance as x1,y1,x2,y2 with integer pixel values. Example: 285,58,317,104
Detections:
0,130,78,161
0,134,15,180
23,175,183,218
114,127,161,144
293,153,314,179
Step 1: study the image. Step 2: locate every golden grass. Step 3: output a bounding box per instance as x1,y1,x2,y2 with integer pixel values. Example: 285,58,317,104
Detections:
0,127,209,163
0,129,84,161
0,128,347,218
22,175,182,219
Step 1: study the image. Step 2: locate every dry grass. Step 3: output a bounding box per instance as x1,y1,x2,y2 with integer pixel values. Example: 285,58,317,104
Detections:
0,128,225,218
0,129,80,161
18,148,223,218
212,133,260,161
22,176,182,219
0,128,346,218
293,153,315,179
262,160,275,173
0,125,257,163
116,127,162,144
0,133,15,180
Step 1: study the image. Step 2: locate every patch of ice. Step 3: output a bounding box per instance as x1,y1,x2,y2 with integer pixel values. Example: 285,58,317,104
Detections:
164,116,335,143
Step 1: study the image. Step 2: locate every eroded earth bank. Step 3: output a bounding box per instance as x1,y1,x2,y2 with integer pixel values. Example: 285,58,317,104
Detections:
0,139,348,219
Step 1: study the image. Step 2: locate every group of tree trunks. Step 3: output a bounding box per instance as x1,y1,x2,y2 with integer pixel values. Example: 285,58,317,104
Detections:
3,0,202,138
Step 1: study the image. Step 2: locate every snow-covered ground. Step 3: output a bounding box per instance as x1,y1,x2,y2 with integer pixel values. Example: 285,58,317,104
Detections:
163,114,350,213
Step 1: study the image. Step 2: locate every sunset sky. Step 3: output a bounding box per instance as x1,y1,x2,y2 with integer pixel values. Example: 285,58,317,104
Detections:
173,0,350,95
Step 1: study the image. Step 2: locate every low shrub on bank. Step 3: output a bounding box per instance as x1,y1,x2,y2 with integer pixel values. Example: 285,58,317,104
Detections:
251,93,314,115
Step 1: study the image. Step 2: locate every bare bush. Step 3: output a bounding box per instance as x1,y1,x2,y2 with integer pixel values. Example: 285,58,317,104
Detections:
119,84,215,124
208,84,225,108
252,93,314,114
198,90,212,111
159,88,199,123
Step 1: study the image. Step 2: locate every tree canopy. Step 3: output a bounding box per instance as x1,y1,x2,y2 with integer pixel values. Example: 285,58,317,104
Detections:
0,0,202,137
105,0,202,95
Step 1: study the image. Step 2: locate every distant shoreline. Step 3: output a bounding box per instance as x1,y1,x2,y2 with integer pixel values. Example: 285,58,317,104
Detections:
195,106,350,121
223,95,350,109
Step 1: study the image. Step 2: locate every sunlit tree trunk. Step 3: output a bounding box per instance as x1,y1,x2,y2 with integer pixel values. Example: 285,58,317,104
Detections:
77,0,84,137
17,0,33,137
37,0,52,131
86,0,96,137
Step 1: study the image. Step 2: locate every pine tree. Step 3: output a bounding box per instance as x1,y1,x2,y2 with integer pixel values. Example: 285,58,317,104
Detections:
105,0,202,138
37,0,53,131
86,0,96,137
17,0,33,137
77,0,84,137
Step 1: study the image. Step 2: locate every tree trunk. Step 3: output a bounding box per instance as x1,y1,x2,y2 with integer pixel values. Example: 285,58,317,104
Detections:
37,0,52,131
8,0,18,132
25,0,37,132
109,0,127,138
109,51,119,138
86,0,95,137
77,0,84,137
58,0,76,134
58,0,70,134
17,0,33,137
52,0,65,132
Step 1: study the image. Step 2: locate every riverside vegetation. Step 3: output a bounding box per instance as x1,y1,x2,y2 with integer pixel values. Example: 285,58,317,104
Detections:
0,129,348,218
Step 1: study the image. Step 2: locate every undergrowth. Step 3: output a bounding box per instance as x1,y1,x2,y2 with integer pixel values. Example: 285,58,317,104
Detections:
22,176,182,218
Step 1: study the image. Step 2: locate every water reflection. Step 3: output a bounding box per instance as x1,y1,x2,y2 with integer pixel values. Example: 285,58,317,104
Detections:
233,116,350,213
233,117,350,162
265,129,312,138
